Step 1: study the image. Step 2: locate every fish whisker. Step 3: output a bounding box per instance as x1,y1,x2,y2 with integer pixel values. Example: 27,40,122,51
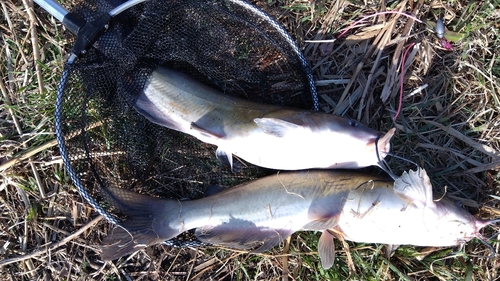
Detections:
385,152,418,168
467,237,497,259
378,152,421,180
482,218,500,241
377,158,397,180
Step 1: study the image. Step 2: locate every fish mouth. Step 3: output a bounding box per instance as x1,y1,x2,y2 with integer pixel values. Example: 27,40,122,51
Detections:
375,128,396,155
366,128,395,168
374,135,389,155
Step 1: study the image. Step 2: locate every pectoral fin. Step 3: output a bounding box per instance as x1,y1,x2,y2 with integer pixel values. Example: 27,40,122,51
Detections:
191,122,224,139
216,148,244,173
254,118,302,137
384,244,400,258
377,128,396,154
318,230,336,269
394,168,434,208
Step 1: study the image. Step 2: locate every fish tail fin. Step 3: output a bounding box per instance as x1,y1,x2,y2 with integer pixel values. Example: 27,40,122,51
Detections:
100,187,182,260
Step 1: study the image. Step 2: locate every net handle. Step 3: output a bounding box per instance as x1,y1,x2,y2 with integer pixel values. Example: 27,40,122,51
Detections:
33,0,85,34
34,0,148,56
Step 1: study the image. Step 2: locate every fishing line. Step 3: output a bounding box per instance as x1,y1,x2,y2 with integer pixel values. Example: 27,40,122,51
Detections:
45,2,468,259
385,152,419,168
474,238,497,259
377,150,423,180
393,42,416,120
337,12,421,122
484,218,500,241
374,134,396,180
379,160,396,180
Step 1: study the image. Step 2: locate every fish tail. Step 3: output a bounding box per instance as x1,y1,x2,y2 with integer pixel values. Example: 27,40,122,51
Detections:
100,187,182,260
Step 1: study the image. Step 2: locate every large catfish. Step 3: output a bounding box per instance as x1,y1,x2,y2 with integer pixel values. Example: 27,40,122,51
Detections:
133,67,395,171
101,169,492,269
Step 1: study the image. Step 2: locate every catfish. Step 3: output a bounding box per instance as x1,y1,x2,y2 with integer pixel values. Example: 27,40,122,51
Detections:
134,67,395,171
101,168,491,268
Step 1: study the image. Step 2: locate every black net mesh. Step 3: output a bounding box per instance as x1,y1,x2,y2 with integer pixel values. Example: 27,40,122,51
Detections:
55,0,316,245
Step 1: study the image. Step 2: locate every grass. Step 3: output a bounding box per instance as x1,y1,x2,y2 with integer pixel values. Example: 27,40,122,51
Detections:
1,0,500,280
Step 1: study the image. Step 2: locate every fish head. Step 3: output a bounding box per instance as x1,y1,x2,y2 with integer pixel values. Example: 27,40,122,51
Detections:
336,121,394,168
318,116,395,168
423,198,485,245
258,112,396,169
371,127,395,164
395,168,485,246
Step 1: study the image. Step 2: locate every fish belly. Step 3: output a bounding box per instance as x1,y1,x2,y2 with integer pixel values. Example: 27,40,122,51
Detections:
336,187,452,246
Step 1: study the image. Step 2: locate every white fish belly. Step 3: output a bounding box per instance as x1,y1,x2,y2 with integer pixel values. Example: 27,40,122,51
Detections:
225,130,372,170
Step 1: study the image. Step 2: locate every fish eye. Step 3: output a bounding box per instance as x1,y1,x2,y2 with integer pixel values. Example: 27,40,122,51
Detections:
347,120,358,127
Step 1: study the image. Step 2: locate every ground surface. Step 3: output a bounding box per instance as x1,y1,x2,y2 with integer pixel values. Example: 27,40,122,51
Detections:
1,0,500,280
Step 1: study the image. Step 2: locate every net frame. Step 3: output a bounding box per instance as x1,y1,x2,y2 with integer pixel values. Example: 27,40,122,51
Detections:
53,0,319,246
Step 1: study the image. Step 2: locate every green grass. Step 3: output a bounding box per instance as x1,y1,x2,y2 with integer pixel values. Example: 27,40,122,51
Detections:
1,0,500,280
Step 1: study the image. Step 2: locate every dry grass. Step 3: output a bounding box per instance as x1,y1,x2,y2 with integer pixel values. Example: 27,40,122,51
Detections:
1,0,500,280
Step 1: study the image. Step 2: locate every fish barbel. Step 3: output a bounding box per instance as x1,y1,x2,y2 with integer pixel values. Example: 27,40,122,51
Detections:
101,168,490,269
133,67,395,171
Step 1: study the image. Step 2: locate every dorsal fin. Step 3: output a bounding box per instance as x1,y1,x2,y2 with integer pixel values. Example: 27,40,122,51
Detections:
254,118,303,137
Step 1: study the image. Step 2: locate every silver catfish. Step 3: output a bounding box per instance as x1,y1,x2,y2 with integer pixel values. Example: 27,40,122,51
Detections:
100,169,491,269
133,67,395,171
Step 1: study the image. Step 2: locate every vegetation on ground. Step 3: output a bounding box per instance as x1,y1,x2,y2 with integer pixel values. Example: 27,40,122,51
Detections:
1,0,499,279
